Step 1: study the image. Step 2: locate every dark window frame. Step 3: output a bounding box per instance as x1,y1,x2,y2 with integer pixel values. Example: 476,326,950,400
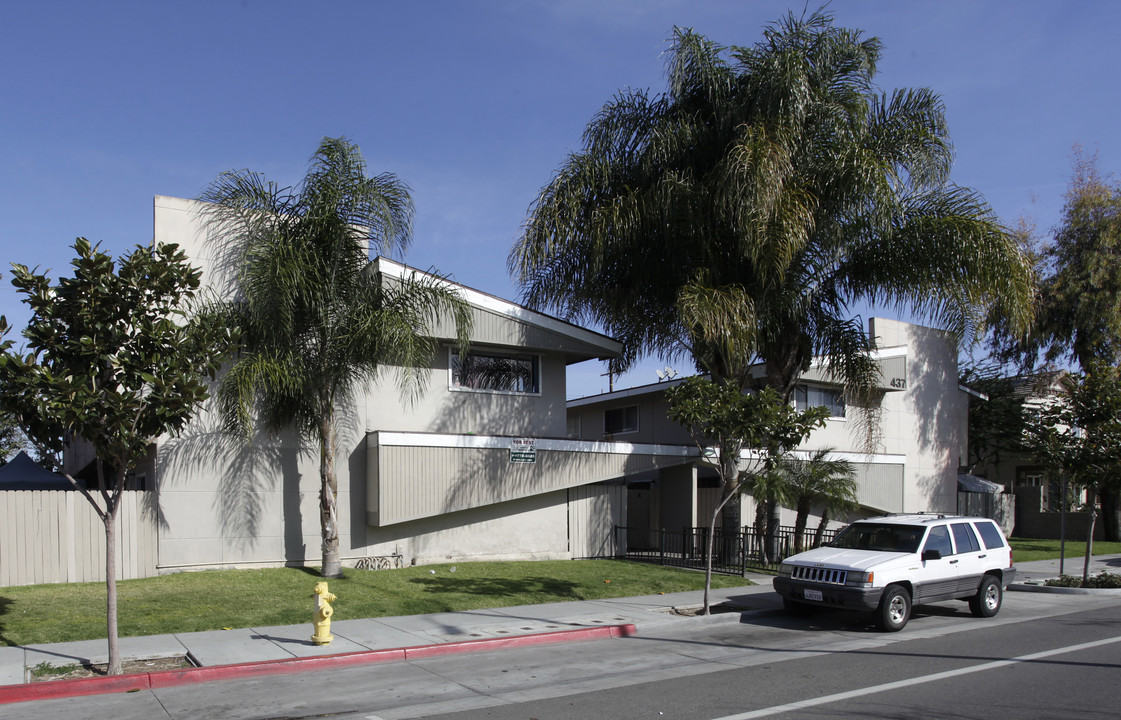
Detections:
449,348,541,395
604,405,639,435
794,384,846,418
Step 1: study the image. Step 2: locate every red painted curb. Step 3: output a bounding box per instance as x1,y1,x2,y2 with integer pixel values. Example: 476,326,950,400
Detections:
405,623,636,659
0,623,638,705
0,673,149,704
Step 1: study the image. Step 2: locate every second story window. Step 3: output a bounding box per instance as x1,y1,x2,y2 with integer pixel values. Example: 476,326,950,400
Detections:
795,384,846,418
451,350,540,394
604,405,639,435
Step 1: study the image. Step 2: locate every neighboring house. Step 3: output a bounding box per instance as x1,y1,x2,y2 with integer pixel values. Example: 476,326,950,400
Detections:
965,371,1067,505
566,318,972,540
60,195,703,573
966,371,1102,540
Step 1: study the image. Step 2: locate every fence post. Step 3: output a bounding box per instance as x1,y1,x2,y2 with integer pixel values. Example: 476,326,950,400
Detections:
659,528,665,566
740,527,748,577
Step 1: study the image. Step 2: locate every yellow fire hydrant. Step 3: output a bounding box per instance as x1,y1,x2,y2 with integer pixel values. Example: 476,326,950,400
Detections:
311,581,337,645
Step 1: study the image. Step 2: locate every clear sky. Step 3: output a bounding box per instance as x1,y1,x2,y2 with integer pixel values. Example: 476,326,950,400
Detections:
2,1,1118,399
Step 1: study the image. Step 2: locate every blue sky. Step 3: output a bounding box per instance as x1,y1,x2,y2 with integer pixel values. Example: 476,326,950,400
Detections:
2,1,1118,398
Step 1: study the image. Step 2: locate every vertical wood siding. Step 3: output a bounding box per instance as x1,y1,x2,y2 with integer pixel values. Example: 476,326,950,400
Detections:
567,483,625,558
0,491,158,587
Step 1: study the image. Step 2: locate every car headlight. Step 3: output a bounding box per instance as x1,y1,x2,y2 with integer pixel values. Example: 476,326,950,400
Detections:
778,563,793,577
846,571,874,587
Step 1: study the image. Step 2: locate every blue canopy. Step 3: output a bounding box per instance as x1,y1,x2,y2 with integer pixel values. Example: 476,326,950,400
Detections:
0,451,74,490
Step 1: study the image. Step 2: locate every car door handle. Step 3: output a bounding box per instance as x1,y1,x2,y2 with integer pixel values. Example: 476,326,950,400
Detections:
979,554,987,559
949,559,959,564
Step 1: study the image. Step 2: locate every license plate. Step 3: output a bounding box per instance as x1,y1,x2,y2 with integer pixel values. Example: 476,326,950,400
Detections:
803,589,823,602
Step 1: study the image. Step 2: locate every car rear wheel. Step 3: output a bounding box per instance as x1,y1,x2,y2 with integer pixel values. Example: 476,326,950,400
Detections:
876,585,911,632
969,575,1002,618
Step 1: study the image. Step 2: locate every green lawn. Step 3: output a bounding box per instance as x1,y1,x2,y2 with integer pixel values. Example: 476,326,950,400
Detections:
0,560,749,647
1009,538,1121,563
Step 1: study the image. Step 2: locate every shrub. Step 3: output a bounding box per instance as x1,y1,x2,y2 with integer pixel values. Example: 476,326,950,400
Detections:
1045,572,1121,588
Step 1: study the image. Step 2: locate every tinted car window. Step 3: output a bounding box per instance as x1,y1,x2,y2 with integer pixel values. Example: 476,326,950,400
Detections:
923,525,952,556
973,521,1007,550
830,524,924,553
951,522,981,553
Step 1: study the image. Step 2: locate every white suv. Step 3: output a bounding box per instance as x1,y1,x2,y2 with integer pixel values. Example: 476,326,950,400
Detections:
773,514,1016,631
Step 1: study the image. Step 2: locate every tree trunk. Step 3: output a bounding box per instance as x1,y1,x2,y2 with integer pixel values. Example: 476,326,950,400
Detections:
793,499,810,553
716,446,741,563
718,491,740,562
753,500,767,560
765,499,781,562
100,460,123,676
104,506,121,675
319,409,342,578
1099,485,1120,542
814,508,830,548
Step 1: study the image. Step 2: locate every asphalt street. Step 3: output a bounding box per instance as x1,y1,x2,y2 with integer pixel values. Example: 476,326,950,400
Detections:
4,585,1119,719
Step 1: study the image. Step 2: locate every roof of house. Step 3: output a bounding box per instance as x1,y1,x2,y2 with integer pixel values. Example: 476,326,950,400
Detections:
376,257,622,364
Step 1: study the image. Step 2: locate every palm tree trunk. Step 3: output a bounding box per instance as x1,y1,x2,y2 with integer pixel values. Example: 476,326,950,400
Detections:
814,508,830,548
319,408,342,578
793,499,809,554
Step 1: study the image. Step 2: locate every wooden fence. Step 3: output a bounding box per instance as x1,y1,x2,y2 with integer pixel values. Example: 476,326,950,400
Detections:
0,490,158,587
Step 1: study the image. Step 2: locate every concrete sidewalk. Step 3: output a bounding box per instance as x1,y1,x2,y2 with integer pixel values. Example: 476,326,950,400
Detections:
2,554,1119,693
0,579,780,689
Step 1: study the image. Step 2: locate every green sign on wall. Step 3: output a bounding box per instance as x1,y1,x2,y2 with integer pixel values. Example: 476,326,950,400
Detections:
511,437,536,463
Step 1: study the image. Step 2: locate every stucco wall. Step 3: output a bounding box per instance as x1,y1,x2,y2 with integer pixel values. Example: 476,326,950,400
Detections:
868,317,965,513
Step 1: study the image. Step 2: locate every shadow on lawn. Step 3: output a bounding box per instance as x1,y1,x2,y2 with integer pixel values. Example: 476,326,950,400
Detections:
408,575,580,599
0,594,14,646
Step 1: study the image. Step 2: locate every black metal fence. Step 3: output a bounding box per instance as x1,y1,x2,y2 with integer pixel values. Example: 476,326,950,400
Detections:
615,525,840,576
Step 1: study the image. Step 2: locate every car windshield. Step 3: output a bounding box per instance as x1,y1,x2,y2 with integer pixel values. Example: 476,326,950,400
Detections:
829,523,924,553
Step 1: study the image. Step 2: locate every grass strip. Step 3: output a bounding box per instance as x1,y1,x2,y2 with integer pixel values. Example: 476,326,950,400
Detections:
1009,538,1121,563
0,559,749,647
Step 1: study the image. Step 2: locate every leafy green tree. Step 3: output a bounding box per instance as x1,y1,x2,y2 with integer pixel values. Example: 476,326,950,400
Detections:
666,377,826,612
0,239,230,674
510,10,1033,403
774,448,857,553
510,11,1032,531
1021,364,1121,585
200,137,473,578
993,149,1121,539
0,412,27,464
958,364,1037,473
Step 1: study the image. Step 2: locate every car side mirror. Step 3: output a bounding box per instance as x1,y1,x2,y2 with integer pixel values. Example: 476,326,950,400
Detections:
922,549,942,561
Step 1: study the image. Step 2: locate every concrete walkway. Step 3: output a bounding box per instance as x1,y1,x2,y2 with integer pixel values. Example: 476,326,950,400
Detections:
2,554,1119,699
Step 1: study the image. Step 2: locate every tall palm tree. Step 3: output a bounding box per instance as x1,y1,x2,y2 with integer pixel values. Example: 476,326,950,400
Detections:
510,9,1033,402
201,137,472,577
510,9,1033,529
775,449,858,553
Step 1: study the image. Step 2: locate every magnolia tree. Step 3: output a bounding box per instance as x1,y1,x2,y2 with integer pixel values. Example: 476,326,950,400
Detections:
666,377,827,613
0,239,231,675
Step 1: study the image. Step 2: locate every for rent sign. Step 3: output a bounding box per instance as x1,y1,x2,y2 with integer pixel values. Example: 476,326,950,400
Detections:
510,437,536,464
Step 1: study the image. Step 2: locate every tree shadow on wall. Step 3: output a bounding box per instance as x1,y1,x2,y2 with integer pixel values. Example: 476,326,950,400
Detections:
158,409,310,562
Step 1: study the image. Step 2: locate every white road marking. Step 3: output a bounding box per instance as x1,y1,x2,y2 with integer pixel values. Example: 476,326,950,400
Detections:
712,635,1121,720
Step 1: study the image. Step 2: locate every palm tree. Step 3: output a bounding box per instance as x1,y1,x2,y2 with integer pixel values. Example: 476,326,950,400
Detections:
775,449,858,553
201,137,472,577
510,9,1033,400
509,9,1032,529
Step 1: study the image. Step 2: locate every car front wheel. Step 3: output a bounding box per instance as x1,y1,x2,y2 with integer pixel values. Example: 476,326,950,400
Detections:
876,585,911,632
969,575,1002,618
